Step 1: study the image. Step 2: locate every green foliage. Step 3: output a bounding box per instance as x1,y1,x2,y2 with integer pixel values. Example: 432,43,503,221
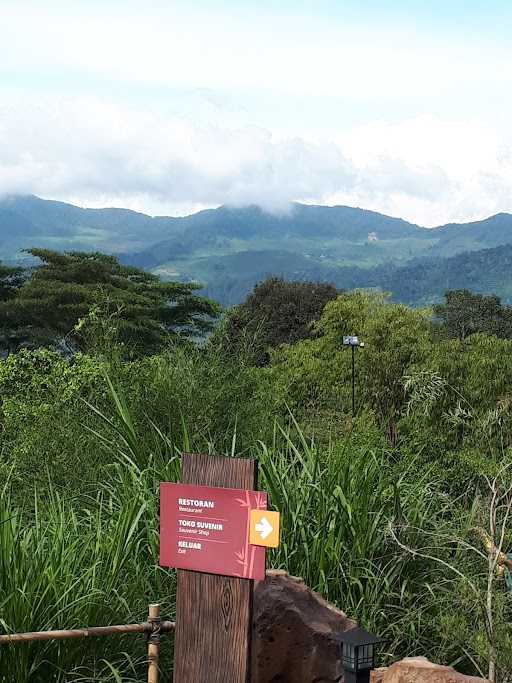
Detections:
1,249,219,356
0,458,177,682
0,262,24,302
3,290,512,680
270,290,432,425
433,289,512,340
260,419,439,650
0,340,276,503
0,349,106,497
107,338,276,460
400,333,512,497
221,277,339,365
0,262,24,350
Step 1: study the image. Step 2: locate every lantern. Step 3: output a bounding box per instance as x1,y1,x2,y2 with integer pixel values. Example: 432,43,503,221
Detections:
337,626,382,683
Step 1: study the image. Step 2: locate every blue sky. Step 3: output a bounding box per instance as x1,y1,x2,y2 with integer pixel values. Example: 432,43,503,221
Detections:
1,0,512,225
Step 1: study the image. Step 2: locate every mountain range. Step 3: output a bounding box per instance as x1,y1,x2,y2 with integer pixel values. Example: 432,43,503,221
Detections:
1,194,512,306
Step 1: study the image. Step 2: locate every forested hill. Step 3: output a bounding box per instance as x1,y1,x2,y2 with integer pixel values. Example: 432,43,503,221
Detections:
197,243,512,307
427,213,512,257
0,195,433,264
323,243,512,307
126,203,433,270
2,194,512,305
0,194,184,257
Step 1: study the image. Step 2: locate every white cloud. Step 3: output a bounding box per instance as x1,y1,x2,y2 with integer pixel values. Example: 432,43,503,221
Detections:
1,95,512,227
0,95,353,213
2,2,512,226
332,116,512,225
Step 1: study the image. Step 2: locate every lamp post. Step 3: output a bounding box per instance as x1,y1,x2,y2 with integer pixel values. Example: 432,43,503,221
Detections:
337,626,382,683
343,335,365,417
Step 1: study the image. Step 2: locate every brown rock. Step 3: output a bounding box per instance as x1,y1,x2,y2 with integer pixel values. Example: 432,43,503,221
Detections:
373,657,489,683
252,569,356,683
370,668,387,683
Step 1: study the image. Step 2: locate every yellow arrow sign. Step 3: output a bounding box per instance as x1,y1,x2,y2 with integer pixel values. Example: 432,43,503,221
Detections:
249,509,280,548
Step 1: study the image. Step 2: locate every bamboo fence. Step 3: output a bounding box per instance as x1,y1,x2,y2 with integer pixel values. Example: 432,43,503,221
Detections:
0,604,175,683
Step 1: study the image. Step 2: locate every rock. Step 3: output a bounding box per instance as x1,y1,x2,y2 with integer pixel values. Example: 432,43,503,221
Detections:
252,569,356,683
371,657,489,683
370,668,387,683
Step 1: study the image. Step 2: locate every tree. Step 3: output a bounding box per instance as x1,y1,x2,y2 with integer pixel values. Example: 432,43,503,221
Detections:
0,262,24,303
0,249,219,356
434,289,512,341
222,277,339,365
269,290,432,422
0,262,25,352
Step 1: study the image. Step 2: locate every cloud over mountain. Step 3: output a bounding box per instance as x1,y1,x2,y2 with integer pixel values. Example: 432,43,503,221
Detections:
1,94,512,226
3,2,512,224
0,95,356,212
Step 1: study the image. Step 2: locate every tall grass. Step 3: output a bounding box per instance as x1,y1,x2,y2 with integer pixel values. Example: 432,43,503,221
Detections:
0,457,177,681
258,416,445,658
0,375,475,679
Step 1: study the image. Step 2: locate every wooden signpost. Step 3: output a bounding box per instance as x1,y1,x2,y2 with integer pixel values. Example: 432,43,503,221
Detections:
160,452,280,683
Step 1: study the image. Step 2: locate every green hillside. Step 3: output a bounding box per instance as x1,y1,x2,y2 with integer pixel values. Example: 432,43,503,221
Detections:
3,195,512,305
127,203,437,273
0,196,438,268
430,213,512,257
325,244,512,306
0,195,183,258
197,244,512,307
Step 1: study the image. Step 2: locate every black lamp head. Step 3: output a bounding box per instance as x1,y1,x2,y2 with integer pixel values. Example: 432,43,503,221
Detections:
337,626,383,673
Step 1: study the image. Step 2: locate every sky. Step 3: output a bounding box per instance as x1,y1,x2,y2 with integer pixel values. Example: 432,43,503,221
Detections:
1,0,512,226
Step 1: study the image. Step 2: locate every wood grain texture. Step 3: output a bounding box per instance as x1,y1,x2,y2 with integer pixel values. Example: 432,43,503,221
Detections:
172,453,257,683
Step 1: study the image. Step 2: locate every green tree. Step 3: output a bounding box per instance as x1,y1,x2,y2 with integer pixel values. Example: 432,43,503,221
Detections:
269,290,432,432
1,249,219,356
222,277,339,365
0,262,25,352
434,289,512,340
0,262,24,302
400,333,512,496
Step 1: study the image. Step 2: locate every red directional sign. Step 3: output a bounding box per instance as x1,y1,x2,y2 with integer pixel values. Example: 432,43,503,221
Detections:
160,482,267,580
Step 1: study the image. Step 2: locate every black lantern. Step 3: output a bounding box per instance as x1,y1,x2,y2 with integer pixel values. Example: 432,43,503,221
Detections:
337,627,382,683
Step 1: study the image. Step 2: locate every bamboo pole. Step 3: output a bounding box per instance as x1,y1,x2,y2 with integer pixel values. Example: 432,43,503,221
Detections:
147,603,161,683
0,620,175,645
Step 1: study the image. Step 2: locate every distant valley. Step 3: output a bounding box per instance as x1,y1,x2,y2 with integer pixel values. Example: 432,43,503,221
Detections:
1,194,512,306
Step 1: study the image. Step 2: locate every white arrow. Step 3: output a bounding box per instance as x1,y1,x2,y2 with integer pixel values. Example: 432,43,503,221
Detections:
255,517,273,540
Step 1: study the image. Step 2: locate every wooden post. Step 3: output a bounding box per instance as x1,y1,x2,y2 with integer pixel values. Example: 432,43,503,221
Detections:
172,453,257,683
147,603,161,683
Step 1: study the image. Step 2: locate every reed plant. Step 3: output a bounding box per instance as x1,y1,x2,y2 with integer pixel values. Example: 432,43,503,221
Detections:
0,459,177,681
258,414,445,658
0,374,487,680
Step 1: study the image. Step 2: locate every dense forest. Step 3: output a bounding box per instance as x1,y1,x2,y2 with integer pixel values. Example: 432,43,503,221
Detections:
1,250,512,681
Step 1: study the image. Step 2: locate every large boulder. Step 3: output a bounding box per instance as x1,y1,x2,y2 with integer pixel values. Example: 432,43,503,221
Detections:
252,569,355,683
371,657,489,683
